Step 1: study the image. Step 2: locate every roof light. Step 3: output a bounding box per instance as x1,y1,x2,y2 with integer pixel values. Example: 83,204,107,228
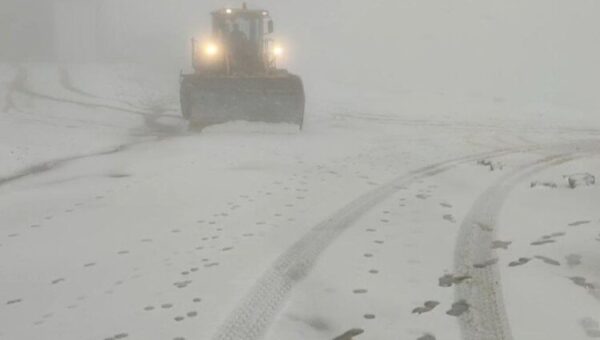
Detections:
225,8,233,14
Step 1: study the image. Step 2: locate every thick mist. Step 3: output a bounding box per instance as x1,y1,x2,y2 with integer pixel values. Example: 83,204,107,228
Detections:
2,0,600,114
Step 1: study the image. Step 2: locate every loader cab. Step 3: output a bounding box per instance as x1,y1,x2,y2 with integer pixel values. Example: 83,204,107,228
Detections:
202,5,275,74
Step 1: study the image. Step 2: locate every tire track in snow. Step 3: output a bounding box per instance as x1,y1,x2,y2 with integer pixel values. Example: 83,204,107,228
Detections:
12,67,176,120
54,67,184,135
453,151,590,340
57,67,100,99
1,67,186,187
2,66,22,113
0,144,135,188
210,147,524,340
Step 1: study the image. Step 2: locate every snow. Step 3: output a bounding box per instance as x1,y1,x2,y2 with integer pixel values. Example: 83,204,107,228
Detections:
203,121,301,134
1,62,600,340
498,158,600,340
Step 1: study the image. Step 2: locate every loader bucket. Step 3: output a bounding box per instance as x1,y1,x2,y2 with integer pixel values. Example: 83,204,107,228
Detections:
180,74,305,130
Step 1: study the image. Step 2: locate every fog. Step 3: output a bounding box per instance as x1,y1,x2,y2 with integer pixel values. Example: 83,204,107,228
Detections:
4,2,600,340
2,0,600,112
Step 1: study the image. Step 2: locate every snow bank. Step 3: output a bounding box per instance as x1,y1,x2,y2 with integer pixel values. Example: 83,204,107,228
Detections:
202,121,301,134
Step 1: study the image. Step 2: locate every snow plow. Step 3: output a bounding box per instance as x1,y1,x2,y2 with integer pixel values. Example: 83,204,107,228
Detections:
180,3,305,130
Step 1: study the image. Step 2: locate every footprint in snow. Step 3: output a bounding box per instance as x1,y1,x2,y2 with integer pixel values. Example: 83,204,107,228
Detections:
580,318,600,338
492,240,512,250
438,274,471,287
412,301,440,314
417,334,436,340
508,257,531,267
108,174,131,179
174,280,192,289
569,220,591,227
363,314,376,320
544,232,566,239
443,214,456,223
534,255,561,266
440,202,453,208
530,239,555,246
570,277,595,290
353,289,368,294
566,254,582,267
473,258,498,269
476,223,494,232
6,298,22,305
332,328,364,340
446,300,470,317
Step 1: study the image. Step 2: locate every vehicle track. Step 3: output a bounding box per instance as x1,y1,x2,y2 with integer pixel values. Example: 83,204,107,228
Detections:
1,68,185,187
58,67,100,99
336,112,600,139
11,67,174,120
210,147,525,340
453,150,592,340
0,144,135,188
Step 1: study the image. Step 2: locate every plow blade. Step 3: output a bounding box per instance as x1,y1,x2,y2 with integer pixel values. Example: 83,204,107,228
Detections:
180,74,305,129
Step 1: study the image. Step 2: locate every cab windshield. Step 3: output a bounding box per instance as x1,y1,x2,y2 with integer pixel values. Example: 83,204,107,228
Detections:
216,15,264,47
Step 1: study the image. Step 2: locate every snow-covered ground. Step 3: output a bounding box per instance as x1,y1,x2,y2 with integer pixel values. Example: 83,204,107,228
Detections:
1,63,600,340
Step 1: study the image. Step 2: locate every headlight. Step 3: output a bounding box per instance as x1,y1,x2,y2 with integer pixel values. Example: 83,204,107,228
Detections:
272,46,284,57
203,43,219,57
